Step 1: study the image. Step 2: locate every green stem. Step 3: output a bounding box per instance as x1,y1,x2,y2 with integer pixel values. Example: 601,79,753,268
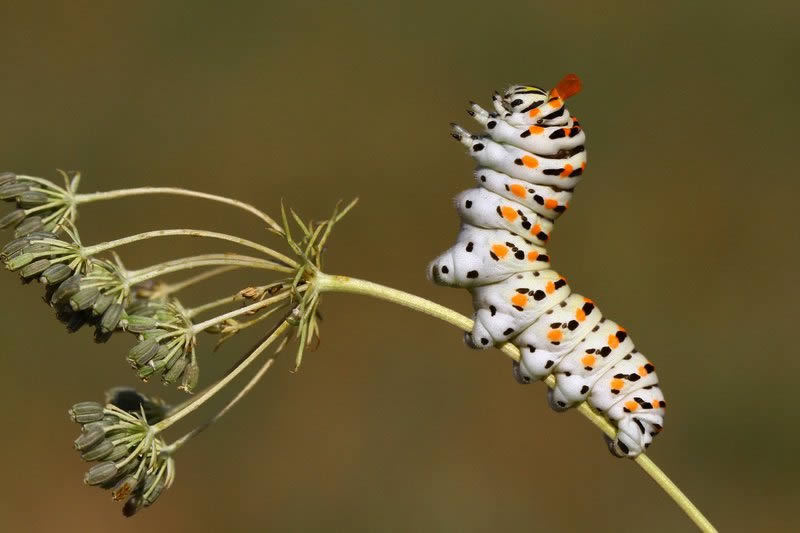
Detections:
153,317,293,433
315,273,717,533
126,253,293,285
166,356,277,454
190,290,295,334
80,228,297,267
74,187,284,234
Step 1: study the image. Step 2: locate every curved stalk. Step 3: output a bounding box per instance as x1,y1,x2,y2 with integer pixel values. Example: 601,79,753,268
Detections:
126,253,293,285
153,318,293,433
74,187,283,234
80,228,297,267
315,272,717,533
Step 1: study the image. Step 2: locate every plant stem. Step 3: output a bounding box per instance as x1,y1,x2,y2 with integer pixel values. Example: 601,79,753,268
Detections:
80,228,297,267
74,187,283,234
190,289,296,334
167,356,276,453
126,253,293,285
315,272,717,533
146,266,241,299
153,317,293,433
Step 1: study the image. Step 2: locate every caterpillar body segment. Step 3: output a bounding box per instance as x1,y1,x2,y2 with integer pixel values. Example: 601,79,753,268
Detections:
429,74,665,458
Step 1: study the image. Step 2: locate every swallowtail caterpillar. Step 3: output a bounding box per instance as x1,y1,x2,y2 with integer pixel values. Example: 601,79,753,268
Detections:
428,75,665,457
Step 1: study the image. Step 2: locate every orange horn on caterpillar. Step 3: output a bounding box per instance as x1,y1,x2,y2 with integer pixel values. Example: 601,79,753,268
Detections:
552,73,582,100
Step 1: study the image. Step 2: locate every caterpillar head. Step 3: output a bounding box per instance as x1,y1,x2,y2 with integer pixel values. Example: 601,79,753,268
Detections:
495,74,583,124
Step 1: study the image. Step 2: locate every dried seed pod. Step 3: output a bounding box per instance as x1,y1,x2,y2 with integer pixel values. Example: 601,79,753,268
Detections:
4,252,34,270
106,444,131,462
80,439,115,461
69,287,100,311
17,191,50,208
74,425,106,452
50,274,82,304
19,258,51,278
68,401,105,424
13,216,44,237
0,209,26,228
125,315,157,333
0,172,16,186
40,263,73,285
163,356,188,384
99,303,124,333
84,461,119,486
179,360,200,393
91,293,114,316
0,182,29,200
128,339,160,367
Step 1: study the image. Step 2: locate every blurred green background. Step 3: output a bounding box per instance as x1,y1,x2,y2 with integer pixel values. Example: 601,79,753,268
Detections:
0,1,797,531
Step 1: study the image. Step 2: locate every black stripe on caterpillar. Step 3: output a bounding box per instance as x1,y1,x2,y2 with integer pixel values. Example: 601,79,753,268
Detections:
428,75,665,458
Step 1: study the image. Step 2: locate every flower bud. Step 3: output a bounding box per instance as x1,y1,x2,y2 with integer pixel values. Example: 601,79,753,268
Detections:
143,477,166,507
1,237,31,258
179,360,200,393
4,252,34,271
50,274,82,304
0,172,16,186
91,293,114,315
40,263,73,285
0,209,25,228
163,357,188,385
13,216,43,237
19,258,51,279
80,439,115,461
84,461,119,486
69,287,100,311
127,339,159,367
99,303,124,333
74,425,106,451
17,191,50,208
0,182,29,200
68,401,105,423
125,315,157,333
106,444,130,462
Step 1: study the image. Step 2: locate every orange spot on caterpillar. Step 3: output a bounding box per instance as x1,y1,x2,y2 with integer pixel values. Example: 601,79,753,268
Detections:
624,400,639,412
560,164,573,178
553,73,582,100
549,97,562,108
548,330,563,342
528,108,540,118
500,206,518,221
509,184,526,198
581,354,596,367
610,378,625,391
511,293,528,308
528,125,544,135
544,199,558,209
607,335,620,349
526,251,538,261
545,281,556,294
521,155,538,168
652,400,661,408
531,224,541,234
581,161,587,170
575,308,586,321
491,244,508,259
638,366,649,377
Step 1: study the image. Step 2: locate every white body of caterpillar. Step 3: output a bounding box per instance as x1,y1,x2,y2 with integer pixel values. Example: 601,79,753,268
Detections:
428,75,665,457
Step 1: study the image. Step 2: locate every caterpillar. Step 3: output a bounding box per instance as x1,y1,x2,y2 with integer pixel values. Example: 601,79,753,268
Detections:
428,75,665,458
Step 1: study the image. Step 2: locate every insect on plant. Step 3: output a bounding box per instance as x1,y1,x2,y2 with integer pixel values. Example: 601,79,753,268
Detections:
0,74,715,531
